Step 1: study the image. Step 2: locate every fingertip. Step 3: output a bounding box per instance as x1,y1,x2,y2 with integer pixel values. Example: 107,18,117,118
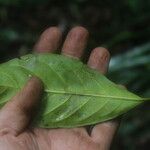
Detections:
21,77,44,104
62,26,89,59
42,27,62,40
17,76,44,110
34,26,62,53
27,77,44,91
92,47,110,59
88,47,110,74
70,26,89,36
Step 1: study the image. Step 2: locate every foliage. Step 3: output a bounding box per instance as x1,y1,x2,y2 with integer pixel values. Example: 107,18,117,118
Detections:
109,43,150,97
1,53,146,128
0,0,149,149
0,0,150,60
109,43,150,150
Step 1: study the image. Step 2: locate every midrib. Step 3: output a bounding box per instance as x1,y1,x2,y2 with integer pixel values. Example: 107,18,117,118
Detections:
0,85,142,101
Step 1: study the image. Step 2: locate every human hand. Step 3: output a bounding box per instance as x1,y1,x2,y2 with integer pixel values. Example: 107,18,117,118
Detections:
0,26,119,150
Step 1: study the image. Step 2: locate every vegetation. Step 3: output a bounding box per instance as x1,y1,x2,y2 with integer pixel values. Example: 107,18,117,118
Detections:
1,53,146,128
0,0,150,149
109,43,150,150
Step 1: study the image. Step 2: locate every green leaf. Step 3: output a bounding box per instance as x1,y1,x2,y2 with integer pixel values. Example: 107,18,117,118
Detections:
0,53,149,128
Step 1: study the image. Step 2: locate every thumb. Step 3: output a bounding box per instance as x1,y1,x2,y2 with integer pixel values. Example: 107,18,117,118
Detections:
0,77,43,136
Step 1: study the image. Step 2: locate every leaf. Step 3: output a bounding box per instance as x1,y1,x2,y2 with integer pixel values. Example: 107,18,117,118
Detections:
0,53,149,128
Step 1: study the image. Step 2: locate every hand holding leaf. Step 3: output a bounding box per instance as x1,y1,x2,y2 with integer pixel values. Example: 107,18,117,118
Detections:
0,26,149,150
0,53,148,128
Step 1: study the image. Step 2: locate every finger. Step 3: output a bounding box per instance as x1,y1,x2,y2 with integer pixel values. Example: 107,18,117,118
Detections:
62,26,89,59
34,27,62,53
87,47,110,74
88,47,119,147
0,77,43,136
91,121,119,149
61,26,89,134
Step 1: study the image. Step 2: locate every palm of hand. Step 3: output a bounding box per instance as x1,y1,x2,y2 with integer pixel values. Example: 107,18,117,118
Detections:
0,27,118,150
1,128,101,150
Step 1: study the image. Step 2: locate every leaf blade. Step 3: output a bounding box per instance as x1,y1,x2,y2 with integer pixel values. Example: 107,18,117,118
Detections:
0,53,145,128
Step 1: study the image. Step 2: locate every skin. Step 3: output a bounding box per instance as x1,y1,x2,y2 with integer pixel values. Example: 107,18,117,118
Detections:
0,26,119,150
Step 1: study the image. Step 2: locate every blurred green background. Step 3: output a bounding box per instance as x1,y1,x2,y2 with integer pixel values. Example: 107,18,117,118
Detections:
0,0,150,149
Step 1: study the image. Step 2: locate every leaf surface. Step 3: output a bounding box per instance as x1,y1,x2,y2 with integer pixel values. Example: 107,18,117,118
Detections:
0,53,146,128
